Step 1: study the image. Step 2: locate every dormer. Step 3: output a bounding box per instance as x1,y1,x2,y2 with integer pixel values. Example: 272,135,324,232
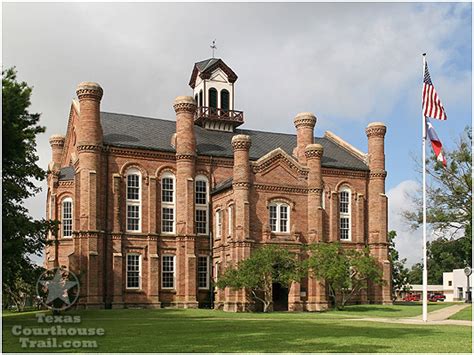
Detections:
189,58,244,132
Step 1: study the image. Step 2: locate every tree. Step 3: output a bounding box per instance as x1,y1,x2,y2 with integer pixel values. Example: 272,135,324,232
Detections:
403,126,472,267
387,231,411,300
2,68,52,308
306,242,383,309
216,245,303,312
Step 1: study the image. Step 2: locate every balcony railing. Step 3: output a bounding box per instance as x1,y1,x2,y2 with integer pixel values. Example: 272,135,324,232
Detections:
194,106,244,128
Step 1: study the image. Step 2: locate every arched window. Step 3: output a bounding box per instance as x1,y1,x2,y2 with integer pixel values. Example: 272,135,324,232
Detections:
209,88,218,112
194,94,198,104
62,197,73,238
220,89,229,112
199,90,203,107
195,175,209,235
269,202,290,233
227,205,233,236
126,168,141,232
161,172,175,234
339,186,351,240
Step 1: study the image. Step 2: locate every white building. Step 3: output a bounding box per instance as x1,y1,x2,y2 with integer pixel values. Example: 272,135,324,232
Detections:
443,269,473,302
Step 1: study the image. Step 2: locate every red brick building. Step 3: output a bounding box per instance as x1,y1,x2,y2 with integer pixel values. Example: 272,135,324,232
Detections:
45,58,391,311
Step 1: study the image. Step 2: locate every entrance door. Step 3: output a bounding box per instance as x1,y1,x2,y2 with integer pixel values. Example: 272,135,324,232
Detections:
272,283,288,311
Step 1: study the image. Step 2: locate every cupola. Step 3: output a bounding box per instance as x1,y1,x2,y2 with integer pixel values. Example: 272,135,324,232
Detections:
189,58,244,132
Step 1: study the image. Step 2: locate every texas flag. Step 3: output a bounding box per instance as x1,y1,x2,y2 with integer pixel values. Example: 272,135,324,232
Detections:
426,118,447,167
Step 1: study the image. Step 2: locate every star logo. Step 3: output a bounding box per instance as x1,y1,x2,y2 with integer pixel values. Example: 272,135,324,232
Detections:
36,267,80,311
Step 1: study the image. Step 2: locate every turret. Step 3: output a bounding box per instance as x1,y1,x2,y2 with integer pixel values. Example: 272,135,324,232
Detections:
49,134,65,172
294,112,317,165
76,82,103,148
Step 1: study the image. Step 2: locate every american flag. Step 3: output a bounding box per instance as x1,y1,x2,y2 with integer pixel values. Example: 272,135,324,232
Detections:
422,60,447,120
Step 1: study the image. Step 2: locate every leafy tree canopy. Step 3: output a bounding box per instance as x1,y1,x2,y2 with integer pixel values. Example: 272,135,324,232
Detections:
388,231,411,299
216,245,303,312
2,68,52,307
306,242,383,309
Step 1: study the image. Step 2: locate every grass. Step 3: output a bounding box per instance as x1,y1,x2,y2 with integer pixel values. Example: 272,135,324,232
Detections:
2,304,471,353
449,305,472,321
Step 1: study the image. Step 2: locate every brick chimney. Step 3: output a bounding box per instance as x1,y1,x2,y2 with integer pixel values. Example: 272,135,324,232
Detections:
231,134,251,242
294,112,317,165
305,143,328,312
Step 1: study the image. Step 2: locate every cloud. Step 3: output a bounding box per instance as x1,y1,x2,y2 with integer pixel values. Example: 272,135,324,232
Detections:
2,3,470,267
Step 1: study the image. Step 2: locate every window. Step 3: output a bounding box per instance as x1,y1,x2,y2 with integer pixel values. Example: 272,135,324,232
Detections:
126,169,141,232
161,173,175,233
195,176,209,235
448,281,453,286
199,90,203,107
195,94,198,104
215,209,222,239
209,88,218,111
339,187,351,240
228,205,233,236
62,197,73,238
162,255,175,289
198,256,209,289
126,254,141,289
269,202,290,233
220,89,229,111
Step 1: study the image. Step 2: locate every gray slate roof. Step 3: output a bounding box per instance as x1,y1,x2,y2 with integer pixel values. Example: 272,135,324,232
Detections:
195,58,220,72
59,112,368,181
101,112,369,171
59,166,74,181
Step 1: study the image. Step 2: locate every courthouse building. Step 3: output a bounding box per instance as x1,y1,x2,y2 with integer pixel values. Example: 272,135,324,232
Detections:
45,58,391,311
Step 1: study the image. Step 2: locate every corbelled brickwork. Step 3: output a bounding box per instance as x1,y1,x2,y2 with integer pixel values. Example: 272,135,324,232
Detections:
45,62,391,311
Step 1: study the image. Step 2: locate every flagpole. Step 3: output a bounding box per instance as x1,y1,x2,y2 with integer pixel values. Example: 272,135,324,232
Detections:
422,53,428,322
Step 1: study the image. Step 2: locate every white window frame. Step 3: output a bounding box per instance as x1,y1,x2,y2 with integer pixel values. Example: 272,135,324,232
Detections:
215,209,222,239
126,168,141,233
339,186,352,241
195,175,209,235
269,202,290,233
61,197,73,238
198,255,210,290
227,205,233,236
161,255,176,289
161,172,176,234
126,253,142,290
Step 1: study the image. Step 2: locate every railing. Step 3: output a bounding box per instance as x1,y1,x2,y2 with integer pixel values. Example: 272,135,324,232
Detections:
195,106,244,126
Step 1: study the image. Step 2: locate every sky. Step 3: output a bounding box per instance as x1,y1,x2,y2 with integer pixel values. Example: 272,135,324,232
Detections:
3,2,472,266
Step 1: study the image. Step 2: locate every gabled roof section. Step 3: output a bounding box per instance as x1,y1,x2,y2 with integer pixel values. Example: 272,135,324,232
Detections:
252,148,306,177
100,112,369,172
189,58,238,88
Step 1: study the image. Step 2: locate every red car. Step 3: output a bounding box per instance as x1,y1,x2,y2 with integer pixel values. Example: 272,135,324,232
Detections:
403,294,421,302
429,293,446,302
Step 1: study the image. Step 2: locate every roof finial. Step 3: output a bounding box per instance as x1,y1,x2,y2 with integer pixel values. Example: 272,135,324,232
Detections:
210,40,217,58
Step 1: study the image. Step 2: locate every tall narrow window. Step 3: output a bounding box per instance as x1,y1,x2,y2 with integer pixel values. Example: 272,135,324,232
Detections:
209,88,218,111
339,187,351,240
195,176,209,235
198,256,209,289
269,202,290,233
62,197,73,238
227,205,233,236
126,254,141,289
161,173,175,233
162,255,175,289
215,209,222,239
126,169,141,232
199,90,203,107
220,89,229,112
195,94,198,104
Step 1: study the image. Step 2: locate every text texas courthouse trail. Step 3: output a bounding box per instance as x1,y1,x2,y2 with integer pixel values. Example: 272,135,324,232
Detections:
45,58,391,311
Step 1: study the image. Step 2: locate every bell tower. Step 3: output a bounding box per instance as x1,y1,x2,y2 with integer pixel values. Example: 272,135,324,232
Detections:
189,58,244,131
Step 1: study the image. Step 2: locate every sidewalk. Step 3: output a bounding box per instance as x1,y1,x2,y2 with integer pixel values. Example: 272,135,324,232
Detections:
350,304,472,326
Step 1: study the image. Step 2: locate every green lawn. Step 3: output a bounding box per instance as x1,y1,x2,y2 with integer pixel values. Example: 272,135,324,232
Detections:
2,305,471,353
449,305,472,321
